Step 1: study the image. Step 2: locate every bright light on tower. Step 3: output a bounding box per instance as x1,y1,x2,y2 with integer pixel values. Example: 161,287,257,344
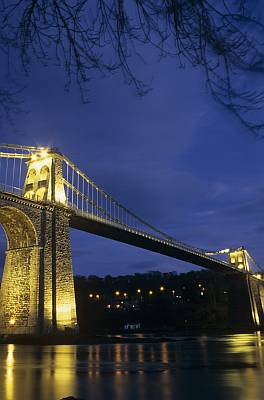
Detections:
40,149,48,158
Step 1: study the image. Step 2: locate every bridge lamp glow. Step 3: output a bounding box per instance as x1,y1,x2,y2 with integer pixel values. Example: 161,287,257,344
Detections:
115,291,120,296
123,292,128,297
89,293,93,298
55,186,67,204
57,304,72,323
38,147,48,158
160,286,165,292
9,318,15,325
31,153,38,161
58,304,71,313
137,289,141,294
95,294,100,299
149,290,153,295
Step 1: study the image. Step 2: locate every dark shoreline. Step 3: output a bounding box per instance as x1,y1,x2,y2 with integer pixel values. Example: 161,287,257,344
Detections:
0,328,261,345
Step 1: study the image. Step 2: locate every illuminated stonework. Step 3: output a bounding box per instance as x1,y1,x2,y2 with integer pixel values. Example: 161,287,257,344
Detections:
229,248,250,271
23,149,66,204
0,206,40,334
0,150,77,335
229,248,264,328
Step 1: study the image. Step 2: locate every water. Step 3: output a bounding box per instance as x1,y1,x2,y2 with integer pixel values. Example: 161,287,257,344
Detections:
1,333,264,400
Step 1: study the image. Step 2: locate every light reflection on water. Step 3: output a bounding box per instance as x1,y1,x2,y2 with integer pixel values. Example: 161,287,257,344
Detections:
0,333,264,400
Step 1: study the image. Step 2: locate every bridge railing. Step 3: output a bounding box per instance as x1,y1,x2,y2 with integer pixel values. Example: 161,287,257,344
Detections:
0,181,231,269
65,199,232,268
66,199,176,245
61,156,215,255
0,184,22,197
0,145,30,194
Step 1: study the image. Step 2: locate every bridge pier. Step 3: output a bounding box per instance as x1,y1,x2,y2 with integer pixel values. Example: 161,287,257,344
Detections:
0,194,78,335
227,274,264,331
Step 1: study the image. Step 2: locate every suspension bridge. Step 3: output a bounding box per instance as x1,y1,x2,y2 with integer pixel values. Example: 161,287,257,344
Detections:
0,143,263,335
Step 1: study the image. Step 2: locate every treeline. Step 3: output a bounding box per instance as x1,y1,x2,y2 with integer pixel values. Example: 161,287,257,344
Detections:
74,270,231,333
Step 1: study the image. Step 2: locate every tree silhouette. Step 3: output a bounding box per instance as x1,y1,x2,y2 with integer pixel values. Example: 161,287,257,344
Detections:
1,0,264,134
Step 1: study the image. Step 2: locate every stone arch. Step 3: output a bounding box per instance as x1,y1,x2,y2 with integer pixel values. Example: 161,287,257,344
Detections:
0,195,78,335
24,168,37,199
36,165,50,201
39,165,49,180
0,206,37,250
27,168,37,184
0,225,6,276
0,206,39,334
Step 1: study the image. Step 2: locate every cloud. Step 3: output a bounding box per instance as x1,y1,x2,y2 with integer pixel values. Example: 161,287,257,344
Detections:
194,210,216,218
221,199,264,219
71,249,95,258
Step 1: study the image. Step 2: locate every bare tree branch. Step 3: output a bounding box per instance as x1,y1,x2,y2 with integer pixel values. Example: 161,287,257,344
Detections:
0,0,264,134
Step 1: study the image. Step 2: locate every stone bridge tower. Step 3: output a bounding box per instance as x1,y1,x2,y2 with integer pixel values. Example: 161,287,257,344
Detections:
0,149,77,335
228,248,264,330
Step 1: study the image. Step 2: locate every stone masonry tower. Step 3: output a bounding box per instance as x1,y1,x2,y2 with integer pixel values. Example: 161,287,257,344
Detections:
228,248,264,330
0,148,78,335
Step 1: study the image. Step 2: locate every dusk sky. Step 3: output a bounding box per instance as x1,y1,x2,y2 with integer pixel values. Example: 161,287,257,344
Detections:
1,48,264,277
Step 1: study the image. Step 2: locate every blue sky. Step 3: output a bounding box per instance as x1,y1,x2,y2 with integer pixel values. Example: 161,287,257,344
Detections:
1,49,264,277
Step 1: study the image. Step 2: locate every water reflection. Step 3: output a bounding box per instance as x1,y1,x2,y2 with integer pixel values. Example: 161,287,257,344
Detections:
0,333,264,399
255,331,264,367
6,344,14,400
51,345,77,399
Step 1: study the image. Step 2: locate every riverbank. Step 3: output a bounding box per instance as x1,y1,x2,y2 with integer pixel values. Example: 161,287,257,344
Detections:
0,328,260,345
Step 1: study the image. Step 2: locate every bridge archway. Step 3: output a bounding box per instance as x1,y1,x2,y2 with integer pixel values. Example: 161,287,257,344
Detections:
0,225,6,281
0,206,40,334
0,206,37,249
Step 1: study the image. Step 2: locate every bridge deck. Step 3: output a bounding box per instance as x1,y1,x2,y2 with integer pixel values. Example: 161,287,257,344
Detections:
0,191,238,274
70,211,235,274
